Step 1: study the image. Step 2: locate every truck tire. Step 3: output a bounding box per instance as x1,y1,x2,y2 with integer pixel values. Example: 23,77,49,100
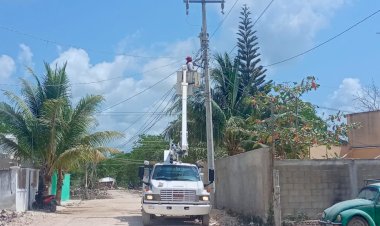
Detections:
142,210,151,225
347,216,368,226
202,214,210,226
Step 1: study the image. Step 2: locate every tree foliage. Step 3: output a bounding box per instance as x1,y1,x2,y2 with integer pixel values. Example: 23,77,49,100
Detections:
164,88,226,149
247,77,355,159
0,63,121,203
97,135,169,187
212,53,242,118
236,4,271,96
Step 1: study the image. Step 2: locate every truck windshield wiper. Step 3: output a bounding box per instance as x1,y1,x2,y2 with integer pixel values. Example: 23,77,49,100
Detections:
153,177,170,180
172,178,197,181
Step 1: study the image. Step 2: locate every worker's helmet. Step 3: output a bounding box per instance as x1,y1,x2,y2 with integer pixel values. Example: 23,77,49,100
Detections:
186,56,192,62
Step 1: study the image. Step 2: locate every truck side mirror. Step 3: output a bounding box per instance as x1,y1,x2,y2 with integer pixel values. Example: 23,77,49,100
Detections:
138,166,144,180
209,169,215,183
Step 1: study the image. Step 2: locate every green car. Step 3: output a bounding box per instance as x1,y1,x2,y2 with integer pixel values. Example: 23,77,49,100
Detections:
320,183,380,226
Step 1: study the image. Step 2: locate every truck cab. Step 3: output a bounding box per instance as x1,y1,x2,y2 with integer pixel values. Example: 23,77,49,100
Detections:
139,154,213,226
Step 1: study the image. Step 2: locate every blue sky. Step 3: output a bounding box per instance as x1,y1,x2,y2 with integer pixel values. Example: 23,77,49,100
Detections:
0,0,379,151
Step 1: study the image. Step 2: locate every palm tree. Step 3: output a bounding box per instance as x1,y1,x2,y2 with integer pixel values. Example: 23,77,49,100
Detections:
0,63,121,203
45,95,121,204
211,52,245,118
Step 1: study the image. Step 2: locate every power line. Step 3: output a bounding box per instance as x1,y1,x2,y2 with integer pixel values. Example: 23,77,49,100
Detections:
128,99,173,145
100,70,178,112
209,0,240,39
252,0,274,27
119,94,174,148
264,9,380,67
314,105,354,114
120,88,175,133
117,88,175,147
0,25,179,59
216,71,356,115
97,111,176,115
0,60,182,87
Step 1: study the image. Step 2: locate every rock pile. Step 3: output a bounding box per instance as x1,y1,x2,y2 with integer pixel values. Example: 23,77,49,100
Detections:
0,210,21,226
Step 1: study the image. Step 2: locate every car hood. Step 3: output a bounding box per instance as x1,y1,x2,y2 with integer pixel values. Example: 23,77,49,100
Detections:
323,199,373,220
151,180,203,191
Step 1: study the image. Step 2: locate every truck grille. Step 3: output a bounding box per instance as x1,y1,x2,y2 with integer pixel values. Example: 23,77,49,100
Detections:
160,189,197,202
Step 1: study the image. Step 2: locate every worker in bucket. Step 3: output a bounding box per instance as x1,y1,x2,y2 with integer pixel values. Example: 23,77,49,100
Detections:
186,56,196,72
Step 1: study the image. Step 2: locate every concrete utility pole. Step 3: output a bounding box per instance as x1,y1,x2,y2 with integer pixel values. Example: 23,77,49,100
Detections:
184,0,225,194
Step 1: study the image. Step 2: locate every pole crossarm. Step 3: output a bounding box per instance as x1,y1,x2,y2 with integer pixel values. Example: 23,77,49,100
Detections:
185,0,224,15
184,0,224,2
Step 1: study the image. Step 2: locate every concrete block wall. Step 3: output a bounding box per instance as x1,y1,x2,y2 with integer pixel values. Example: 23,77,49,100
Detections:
275,160,352,219
275,159,380,219
214,148,271,220
214,149,380,221
355,160,380,188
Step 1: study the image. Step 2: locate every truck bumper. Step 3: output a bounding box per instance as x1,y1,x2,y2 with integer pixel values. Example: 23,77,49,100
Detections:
142,203,211,216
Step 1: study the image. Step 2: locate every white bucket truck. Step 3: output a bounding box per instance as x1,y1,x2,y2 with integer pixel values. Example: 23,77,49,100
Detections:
138,150,214,225
138,66,214,225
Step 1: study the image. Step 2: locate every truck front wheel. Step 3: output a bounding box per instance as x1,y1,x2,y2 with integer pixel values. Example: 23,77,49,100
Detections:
202,214,210,226
142,210,151,225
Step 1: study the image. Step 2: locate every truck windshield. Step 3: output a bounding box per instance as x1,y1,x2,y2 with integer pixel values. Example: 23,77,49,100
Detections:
152,165,200,181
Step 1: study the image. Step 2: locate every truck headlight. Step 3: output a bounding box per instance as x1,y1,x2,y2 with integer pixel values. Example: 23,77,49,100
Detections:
200,195,210,201
145,194,154,200
336,214,342,222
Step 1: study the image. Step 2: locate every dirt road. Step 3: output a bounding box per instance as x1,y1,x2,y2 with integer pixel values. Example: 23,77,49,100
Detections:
20,190,205,226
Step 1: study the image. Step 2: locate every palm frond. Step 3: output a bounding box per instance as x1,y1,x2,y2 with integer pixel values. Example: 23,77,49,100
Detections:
81,131,123,147
3,90,34,121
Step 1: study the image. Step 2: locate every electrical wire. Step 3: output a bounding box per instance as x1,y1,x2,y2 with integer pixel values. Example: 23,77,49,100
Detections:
99,70,178,112
120,88,175,133
116,88,175,146
209,0,240,39
127,99,174,145
313,105,354,114
97,112,176,115
0,25,179,59
252,0,274,27
227,0,275,55
118,94,174,148
264,9,380,67
0,60,182,87
215,69,356,115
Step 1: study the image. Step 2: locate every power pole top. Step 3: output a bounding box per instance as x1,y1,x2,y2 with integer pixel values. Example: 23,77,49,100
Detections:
184,0,225,15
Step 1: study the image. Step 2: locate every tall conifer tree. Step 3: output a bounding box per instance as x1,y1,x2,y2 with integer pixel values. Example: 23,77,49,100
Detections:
237,5,271,95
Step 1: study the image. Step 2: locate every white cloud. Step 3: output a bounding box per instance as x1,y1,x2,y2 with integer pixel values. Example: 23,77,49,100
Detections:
328,78,362,112
213,0,347,66
115,31,142,54
0,55,16,79
50,39,197,151
18,44,34,69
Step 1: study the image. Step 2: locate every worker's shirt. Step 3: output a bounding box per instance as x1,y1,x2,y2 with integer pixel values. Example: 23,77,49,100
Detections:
186,62,195,72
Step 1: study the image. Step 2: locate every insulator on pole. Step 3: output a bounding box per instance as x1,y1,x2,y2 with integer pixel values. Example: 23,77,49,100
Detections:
186,0,190,15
